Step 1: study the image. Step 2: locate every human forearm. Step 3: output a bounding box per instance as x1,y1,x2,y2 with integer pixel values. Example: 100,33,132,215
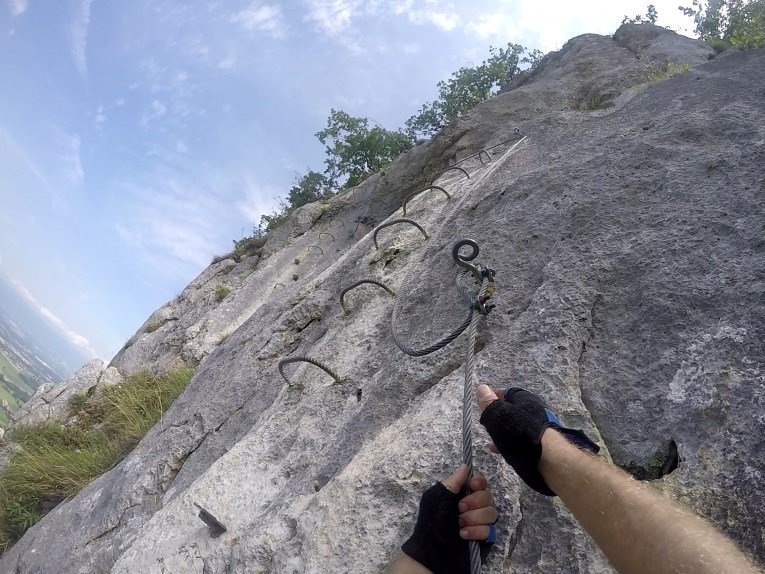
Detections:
389,554,432,574
539,430,759,574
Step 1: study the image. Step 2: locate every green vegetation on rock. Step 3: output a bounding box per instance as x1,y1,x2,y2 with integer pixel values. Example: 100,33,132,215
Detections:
645,61,692,85
316,110,414,189
0,367,194,553
404,43,540,138
680,0,765,49
622,4,660,24
215,287,231,302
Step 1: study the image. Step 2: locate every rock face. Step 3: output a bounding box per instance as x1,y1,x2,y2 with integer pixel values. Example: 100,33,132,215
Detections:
3,25,764,573
10,359,105,427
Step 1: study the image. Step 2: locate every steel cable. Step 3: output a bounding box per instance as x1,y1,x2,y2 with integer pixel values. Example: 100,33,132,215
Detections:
278,356,343,385
389,239,493,574
464,276,491,574
391,307,474,357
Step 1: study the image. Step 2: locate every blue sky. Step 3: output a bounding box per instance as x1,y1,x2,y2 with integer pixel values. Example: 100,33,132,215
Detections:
0,0,693,364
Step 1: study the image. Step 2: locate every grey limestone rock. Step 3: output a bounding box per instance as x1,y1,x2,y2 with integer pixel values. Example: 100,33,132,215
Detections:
98,366,124,387
11,358,104,427
3,27,763,573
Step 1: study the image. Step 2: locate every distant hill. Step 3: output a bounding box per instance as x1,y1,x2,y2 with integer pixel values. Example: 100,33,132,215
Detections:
0,276,92,424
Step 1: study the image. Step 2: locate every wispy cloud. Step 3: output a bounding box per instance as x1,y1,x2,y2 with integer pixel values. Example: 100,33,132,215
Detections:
114,174,250,277
140,99,168,127
303,0,361,37
60,133,84,184
232,1,286,38
70,0,93,77
7,276,98,358
7,0,27,16
392,1,459,31
236,174,280,223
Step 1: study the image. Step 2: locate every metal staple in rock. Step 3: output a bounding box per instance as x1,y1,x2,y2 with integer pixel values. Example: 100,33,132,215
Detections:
278,356,343,385
373,218,428,250
430,166,470,184
478,149,492,165
308,245,324,255
340,279,396,315
402,185,451,216
319,232,335,242
453,128,523,167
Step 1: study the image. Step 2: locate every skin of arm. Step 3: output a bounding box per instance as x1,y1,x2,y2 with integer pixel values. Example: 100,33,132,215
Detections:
389,554,433,574
538,429,761,574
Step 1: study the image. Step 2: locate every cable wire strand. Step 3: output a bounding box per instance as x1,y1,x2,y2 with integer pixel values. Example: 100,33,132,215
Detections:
464,277,491,574
277,356,343,385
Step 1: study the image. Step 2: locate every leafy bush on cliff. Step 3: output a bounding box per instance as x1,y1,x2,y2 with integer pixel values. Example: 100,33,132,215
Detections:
680,0,765,49
404,43,540,138
316,110,414,189
0,367,194,553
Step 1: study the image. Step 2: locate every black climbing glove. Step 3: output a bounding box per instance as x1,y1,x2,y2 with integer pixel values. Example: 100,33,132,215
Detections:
479,387,600,496
402,482,493,574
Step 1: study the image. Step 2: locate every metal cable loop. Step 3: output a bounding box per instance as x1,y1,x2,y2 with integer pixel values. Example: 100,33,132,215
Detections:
340,279,396,315
373,218,429,250
478,150,491,165
402,186,451,216
274,283,285,289
452,239,483,285
430,166,470,184
391,309,473,357
278,356,343,385
308,245,324,255
319,233,335,242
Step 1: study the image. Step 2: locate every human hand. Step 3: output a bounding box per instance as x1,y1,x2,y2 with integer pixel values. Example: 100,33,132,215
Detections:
476,385,599,496
442,465,498,542
401,464,496,574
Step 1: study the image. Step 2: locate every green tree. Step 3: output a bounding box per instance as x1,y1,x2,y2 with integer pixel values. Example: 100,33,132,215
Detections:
316,110,414,188
680,0,765,49
622,4,660,24
522,49,545,71
287,170,333,209
404,43,528,138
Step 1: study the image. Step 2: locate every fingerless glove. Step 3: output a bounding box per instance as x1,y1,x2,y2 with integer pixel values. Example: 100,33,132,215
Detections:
479,387,599,496
402,483,492,573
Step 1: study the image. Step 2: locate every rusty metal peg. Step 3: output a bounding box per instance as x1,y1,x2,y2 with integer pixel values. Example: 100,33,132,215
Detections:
402,185,451,216
430,166,469,185
194,503,227,538
372,218,428,250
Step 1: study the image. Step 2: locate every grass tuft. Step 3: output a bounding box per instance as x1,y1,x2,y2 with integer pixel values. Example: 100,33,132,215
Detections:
0,367,194,553
215,287,231,303
144,321,163,334
644,61,691,86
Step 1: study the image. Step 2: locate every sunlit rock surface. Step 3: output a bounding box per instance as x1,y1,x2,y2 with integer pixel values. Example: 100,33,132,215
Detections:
3,24,763,573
